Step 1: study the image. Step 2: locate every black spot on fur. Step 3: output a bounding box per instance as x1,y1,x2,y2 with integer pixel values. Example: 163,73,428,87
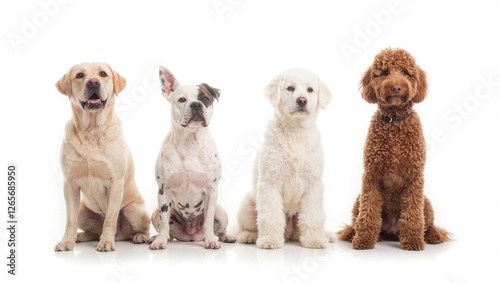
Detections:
213,178,217,182
156,175,160,180
159,184,164,195
194,200,203,208
170,215,181,224
160,203,169,213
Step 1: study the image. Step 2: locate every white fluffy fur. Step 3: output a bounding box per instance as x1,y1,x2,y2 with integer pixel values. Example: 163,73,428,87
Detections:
236,68,332,249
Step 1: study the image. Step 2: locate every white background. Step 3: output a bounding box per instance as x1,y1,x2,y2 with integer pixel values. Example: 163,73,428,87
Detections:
1,0,500,282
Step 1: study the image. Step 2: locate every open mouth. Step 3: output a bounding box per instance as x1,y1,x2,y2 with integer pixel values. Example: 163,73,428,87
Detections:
80,93,106,110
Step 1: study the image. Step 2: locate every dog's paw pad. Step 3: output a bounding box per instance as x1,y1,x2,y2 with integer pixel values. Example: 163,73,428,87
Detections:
97,240,116,252
236,231,258,244
301,237,328,249
149,238,167,250
401,239,425,251
54,240,75,252
205,240,221,249
256,236,284,249
352,237,375,250
132,233,148,244
219,234,236,243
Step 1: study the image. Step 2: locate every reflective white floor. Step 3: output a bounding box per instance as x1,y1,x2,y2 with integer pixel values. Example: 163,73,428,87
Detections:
14,235,492,283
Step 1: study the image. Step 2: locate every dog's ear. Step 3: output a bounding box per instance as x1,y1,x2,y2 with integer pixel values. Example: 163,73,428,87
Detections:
412,65,428,103
159,66,180,101
106,64,127,95
318,78,332,109
264,75,281,107
56,69,72,97
360,68,377,104
199,83,221,101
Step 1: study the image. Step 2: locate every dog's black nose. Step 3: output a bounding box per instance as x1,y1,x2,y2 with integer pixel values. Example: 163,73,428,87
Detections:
296,97,308,107
87,78,100,89
391,85,401,94
190,102,203,111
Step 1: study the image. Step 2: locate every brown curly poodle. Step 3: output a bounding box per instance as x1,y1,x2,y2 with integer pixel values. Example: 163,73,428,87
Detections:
337,48,450,250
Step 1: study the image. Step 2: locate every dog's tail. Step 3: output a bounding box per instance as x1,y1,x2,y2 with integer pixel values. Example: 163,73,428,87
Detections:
336,225,355,242
425,225,452,244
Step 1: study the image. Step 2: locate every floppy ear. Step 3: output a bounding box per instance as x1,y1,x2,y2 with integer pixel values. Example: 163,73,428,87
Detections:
159,66,180,101
360,68,377,104
318,78,332,109
199,83,221,101
412,65,428,103
264,75,281,107
106,64,126,95
56,69,72,97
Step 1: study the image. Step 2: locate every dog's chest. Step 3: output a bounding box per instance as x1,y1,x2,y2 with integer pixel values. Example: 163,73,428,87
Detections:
157,135,221,193
273,129,322,206
366,118,426,189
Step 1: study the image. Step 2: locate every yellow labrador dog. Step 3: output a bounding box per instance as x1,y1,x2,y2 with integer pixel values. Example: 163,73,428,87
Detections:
54,62,150,252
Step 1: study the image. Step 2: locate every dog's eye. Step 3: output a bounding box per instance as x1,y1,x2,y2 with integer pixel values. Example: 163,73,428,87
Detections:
76,73,84,79
202,97,209,102
307,87,314,93
287,86,295,92
402,69,409,76
382,70,390,76
178,97,186,103
100,71,108,77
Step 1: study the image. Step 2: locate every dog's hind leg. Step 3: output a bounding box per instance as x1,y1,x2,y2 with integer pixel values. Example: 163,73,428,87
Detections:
236,192,258,244
214,205,236,243
119,201,150,244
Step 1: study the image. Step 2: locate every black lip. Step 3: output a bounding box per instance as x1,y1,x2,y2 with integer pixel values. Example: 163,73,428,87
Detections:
80,98,107,110
181,113,208,127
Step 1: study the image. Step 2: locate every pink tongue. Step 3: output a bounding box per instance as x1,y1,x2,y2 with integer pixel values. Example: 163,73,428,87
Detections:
88,98,101,104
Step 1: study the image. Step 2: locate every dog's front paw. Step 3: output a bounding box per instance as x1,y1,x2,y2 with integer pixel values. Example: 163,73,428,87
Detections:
300,236,328,249
132,233,148,244
352,235,375,250
401,238,425,251
54,240,75,252
256,235,284,249
205,236,221,249
149,236,168,250
219,233,236,243
236,231,258,244
97,239,116,252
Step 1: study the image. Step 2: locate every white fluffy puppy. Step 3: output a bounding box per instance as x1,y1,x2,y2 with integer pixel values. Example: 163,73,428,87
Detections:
236,68,332,249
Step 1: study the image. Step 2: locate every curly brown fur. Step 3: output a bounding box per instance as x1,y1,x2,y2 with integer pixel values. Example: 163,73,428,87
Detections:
337,48,450,250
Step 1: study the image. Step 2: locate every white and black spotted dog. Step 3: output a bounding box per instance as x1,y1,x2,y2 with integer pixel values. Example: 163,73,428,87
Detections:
148,66,235,249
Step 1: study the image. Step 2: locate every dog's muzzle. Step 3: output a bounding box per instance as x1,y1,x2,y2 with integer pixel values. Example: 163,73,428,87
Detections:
80,78,107,110
295,96,308,112
182,101,207,127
